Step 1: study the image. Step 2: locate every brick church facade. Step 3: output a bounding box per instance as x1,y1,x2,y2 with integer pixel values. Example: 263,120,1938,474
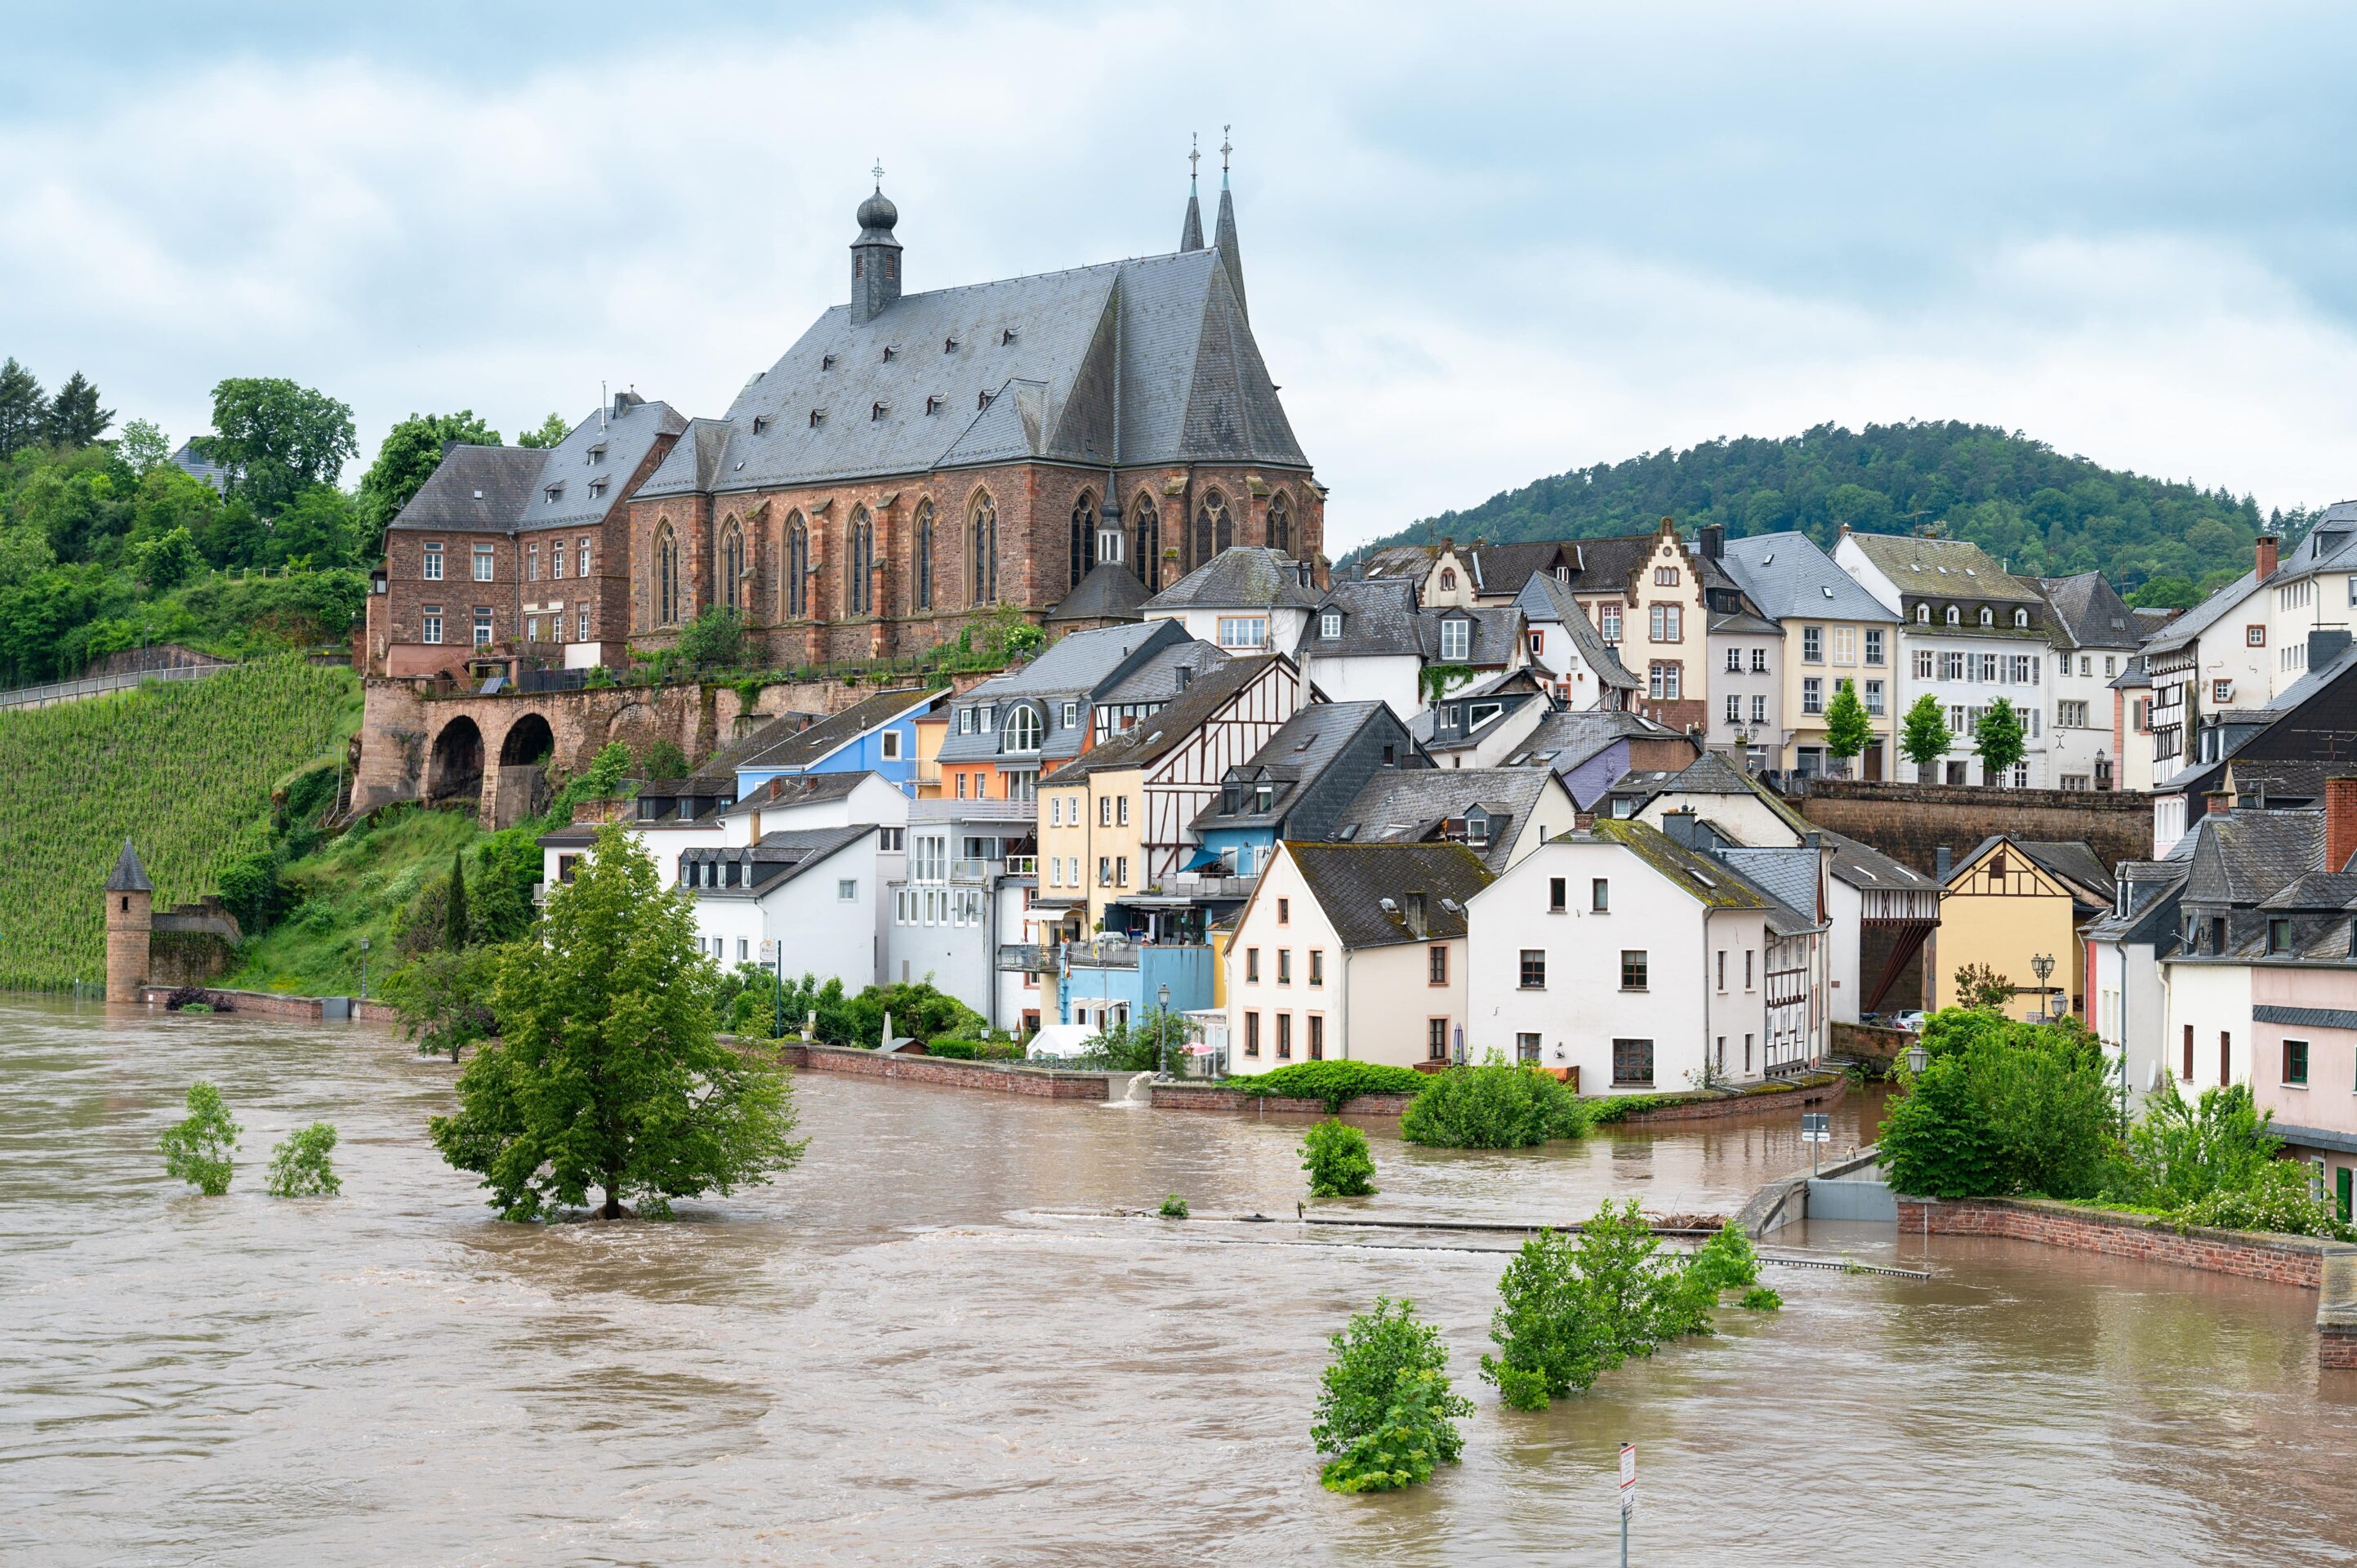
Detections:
368,161,1322,680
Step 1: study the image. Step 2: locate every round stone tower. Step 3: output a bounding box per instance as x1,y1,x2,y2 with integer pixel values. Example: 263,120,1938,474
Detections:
104,839,154,1004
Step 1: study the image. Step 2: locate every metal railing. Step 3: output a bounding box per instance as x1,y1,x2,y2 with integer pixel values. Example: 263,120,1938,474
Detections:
1003,855,1037,877
997,943,1052,973
0,660,237,711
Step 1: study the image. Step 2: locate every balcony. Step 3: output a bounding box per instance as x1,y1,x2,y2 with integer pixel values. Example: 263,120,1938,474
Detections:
1063,938,1141,969
1121,871,1259,906
1004,855,1037,877
996,943,1052,973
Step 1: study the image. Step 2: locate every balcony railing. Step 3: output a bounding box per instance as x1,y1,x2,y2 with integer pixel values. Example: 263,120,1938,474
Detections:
1004,855,1037,877
949,858,993,884
1063,938,1141,969
996,943,1052,973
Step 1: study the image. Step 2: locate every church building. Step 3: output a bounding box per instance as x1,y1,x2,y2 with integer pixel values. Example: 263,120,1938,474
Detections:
625,150,1323,666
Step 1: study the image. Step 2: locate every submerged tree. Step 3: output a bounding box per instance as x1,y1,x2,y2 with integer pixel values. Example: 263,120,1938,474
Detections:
265,1123,343,1197
1311,1296,1471,1494
430,823,805,1220
159,1080,242,1196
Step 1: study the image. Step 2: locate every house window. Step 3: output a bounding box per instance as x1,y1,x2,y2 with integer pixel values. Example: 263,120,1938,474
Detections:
526,542,540,581
1005,706,1042,753
1751,648,1768,674
1099,795,1112,826
1428,945,1448,985
1918,604,1931,625
1718,950,1727,990
2269,917,2292,953
1276,1013,1293,1060
1802,626,1824,663
1548,876,1566,912
1217,617,1268,649
1832,627,1857,665
1062,700,1079,728
1278,949,1292,985
1600,604,1621,643
1612,1038,1655,1086
1649,604,1682,643
1244,1012,1260,1057
473,545,495,581
2221,1031,2232,1085
1309,949,1324,986
1517,1032,1541,1064
1726,648,1743,674
1654,565,1680,586
2212,679,2234,705
1439,617,1471,662
2283,1039,2310,1085
1945,606,1961,626
1865,679,1884,715
1940,652,1963,681
1098,857,1112,886
473,609,493,646
1802,677,1823,715
880,729,903,761
1980,654,1999,683
1117,797,1129,826
1592,879,1610,912
1980,608,1994,627
2013,609,2030,629
1648,662,1682,701
1530,630,1544,657
422,543,443,581
1440,568,1457,591
1620,950,1648,990
1727,695,1742,725
1322,611,1342,639
421,606,443,644
1428,1018,1450,1061
1519,950,1546,989
1865,630,1884,665
1277,898,1290,925
1245,947,1260,982
1116,857,1128,887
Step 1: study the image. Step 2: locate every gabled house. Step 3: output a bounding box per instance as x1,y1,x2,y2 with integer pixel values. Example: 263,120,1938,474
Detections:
675,825,889,990
1142,546,1323,654
1718,530,1899,777
1188,701,1422,879
1502,709,1701,813
2035,570,2143,791
733,686,943,798
1512,572,1640,710
720,769,911,847
2148,629,2357,854
1934,835,2114,1016
1415,668,1555,768
1226,840,1495,1073
1329,765,1579,875
1294,577,1427,718
2084,849,2192,1102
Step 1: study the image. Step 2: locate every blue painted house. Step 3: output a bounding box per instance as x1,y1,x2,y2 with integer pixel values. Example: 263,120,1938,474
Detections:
733,687,943,799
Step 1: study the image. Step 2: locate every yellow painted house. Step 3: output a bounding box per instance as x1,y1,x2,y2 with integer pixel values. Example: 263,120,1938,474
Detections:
1933,836,2115,1018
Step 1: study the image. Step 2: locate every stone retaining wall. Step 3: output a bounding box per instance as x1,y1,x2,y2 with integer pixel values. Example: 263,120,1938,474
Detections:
1606,1073,1848,1125
777,1040,1115,1100
1147,1084,1420,1116
136,984,400,1026
1894,1195,2350,1290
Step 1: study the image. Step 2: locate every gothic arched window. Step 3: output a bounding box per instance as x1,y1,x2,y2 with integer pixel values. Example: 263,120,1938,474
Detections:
654,522,680,626
1268,492,1292,555
970,490,998,604
1130,492,1161,590
913,501,934,610
846,506,875,616
718,518,744,612
782,513,808,618
1195,488,1232,567
1071,490,1098,589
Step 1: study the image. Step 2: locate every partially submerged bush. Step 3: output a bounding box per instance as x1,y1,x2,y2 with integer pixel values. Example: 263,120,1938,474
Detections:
1312,1296,1471,1494
1159,1193,1189,1219
1235,1060,1428,1112
265,1122,342,1197
1303,1119,1378,1198
159,1080,241,1196
1740,1286,1783,1312
1401,1056,1590,1149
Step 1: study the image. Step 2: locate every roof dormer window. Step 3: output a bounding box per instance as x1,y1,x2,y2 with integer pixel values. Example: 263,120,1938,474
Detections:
810,408,827,428
925,395,942,415
943,336,960,353
586,445,606,466
1439,615,1471,662
882,345,898,362
1980,607,1994,627
544,483,563,503
1945,606,1961,626
2013,608,2030,628
589,479,608,499
1001,327,1019,345
1917,604,1931,624
978,390,992,410
871,401,889,421
752,415,771,435
822,353,837,371
1321,611,1342,639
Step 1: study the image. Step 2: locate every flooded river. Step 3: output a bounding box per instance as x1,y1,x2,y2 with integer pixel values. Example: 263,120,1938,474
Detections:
4,997,2355,1566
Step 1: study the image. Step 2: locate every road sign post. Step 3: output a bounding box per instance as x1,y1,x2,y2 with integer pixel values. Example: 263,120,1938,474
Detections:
1802,1111,1831,1176
1618,1441,1635,1566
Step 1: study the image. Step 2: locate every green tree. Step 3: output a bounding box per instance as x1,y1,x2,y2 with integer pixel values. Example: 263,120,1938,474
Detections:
515,412,571,448
1823,678,1870,772
266,483,361,568
676,605,746,668
642,738,688,780
2122,1080,2277,1208
1303,1119,1377,1197
1973,697,2027,784
265,1122,342,1197
1311,1296,1471,1494
44,372,113,448
207,376,359,517
354,410,501,552
443,847,469,950
1954,961,2013,1011
158,1080,242,1196
133,525,203,591
1881,1011,2118,1199
0,358,45,457
386,945,499,1061
117,418,171,477
1900,692,1951,778
1400,1054,1590,1148
429,823,807,1219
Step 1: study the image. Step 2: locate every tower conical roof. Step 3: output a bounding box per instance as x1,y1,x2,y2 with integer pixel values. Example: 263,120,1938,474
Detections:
1214,180,1245,319
1180,185,1204,252
105,839,154,893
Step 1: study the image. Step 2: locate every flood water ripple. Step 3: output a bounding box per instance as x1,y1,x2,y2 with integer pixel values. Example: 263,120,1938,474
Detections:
3,997,2355,1566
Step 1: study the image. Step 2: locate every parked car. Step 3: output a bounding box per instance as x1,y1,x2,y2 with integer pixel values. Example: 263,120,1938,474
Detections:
1893,1010,1928,1033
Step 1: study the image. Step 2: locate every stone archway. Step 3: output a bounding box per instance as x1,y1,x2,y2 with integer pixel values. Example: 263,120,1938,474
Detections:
499,711,555,767
426,715,484,805
488,711,556,829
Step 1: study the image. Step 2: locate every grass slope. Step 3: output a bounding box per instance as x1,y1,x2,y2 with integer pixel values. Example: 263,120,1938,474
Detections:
224,804,482,996
1370,420,2270,601
0,657,359,991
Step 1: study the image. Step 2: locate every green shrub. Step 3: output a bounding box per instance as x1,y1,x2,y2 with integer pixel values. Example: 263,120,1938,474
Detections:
1882,1010,2117,1199
1312,1297,1470,1494
1233,1060,1427,1111
1740,1286,1783,1312
1401,1056,1591,1148
2117,1079,2279,1209
925,1040,980,1060
1686,1221,1761,1294
1160,1193,1189,1219
1303,1119,1378,1198
2177,1160,2355,1241
159,1080,241,1196
265,1122,341,1197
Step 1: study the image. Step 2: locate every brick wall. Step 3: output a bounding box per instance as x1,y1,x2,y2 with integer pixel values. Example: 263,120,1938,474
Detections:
1795,778,2151,877
784,1041,1113,1100
1893,1194,2352,1290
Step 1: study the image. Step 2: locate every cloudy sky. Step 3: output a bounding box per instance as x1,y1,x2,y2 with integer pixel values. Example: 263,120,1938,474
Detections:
3,1,2353,549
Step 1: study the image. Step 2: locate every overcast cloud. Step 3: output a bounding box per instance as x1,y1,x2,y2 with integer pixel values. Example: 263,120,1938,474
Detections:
2,0,2353,548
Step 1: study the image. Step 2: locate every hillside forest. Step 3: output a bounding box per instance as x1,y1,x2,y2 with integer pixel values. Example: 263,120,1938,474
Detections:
1372,421,2316,610
0,354,568,686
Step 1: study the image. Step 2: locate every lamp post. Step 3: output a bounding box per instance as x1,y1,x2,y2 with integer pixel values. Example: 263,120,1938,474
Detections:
1905,1040,1928,1077
358,937,371,1003
1156,982,1172,1079
2030,951,2056,1021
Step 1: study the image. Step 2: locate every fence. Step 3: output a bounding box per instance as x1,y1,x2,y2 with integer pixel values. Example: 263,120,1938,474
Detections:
0,661,239,712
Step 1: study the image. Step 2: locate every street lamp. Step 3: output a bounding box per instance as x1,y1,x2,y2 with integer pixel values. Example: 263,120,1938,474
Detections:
1905,1040,1929,1076
1156,983,1172,1079
358,937,371,1003
2030,952,2056,1020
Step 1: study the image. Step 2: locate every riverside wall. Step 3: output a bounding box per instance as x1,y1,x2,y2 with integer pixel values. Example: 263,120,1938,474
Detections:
133,985,400,1026
775,1041,1116,1100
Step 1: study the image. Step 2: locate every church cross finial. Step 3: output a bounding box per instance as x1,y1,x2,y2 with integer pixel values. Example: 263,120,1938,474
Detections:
1220,126,1232,180
871,158,884,190
1188,132,1199,185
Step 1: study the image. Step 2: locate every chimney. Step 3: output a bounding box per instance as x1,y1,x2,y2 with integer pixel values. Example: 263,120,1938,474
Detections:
1402,891,1427,938
1934,844,1952,884
1700,523,1725,561
2328,777,2357,873
1662,808,1699,849
2257,533,2280,581
2310,626,2351,671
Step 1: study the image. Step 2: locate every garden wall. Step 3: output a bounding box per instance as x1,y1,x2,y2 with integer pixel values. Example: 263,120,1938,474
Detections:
1605,1074,1848,1125
776,1041,1118,1101
1147,1084,1420,1116
1895,1195,2353,1290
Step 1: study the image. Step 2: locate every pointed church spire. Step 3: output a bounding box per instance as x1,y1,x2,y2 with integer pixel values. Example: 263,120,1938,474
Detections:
105,839,153,893
1179,132,1205,252
1213,126,1245,320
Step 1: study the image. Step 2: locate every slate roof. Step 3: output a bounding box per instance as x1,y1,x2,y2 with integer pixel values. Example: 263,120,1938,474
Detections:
1719,532,1896,625
1189,701,1396,831
1143,546,1322,612
939,622,1211,765
1588,819,1772,909
1514,573,1639,688
718,769,889,819
1464,541,1570,599
1556,535,1658,594
2035,571,2141,649
2109,654,2152,691
1416,605,1523,666
1041,654,1280,781
2143,569,2260,657
733,688,936,773
1711,844,1823,929
1046,561,1151,624
2260,872,2357,911
389,398,688,535
105,840,153,893
677,825,874,896
2184,809,2324,903
1296,577,1422,658
1330,766,1560,872
2256,501,2357,586
637,240,1303,500
1506,709,1694,775
1815,825,1939,893
2082,862,2187,947
991,618,1192,697
1359,543,1437,581
1098,639,1231,706
2012,840,2118,902
1709,609,1784,636
1841,531,2046,604
1286,841,1494,949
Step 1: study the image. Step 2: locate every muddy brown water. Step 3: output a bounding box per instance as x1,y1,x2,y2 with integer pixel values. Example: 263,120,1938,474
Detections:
4,997,2355,1566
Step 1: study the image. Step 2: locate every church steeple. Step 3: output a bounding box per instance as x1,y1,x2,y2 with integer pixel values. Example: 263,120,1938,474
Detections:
1179,133,1205,252
849,163,902,326
1212,127,1245,320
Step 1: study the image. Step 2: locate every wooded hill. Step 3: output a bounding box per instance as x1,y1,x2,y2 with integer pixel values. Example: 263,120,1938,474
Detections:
1369,421,2298,608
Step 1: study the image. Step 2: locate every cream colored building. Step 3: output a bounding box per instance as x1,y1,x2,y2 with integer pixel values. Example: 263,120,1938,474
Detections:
1717,531,1900,777
1934,836,2114,1017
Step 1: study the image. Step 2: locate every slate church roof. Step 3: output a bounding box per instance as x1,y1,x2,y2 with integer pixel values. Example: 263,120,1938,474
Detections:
388,396,688,537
